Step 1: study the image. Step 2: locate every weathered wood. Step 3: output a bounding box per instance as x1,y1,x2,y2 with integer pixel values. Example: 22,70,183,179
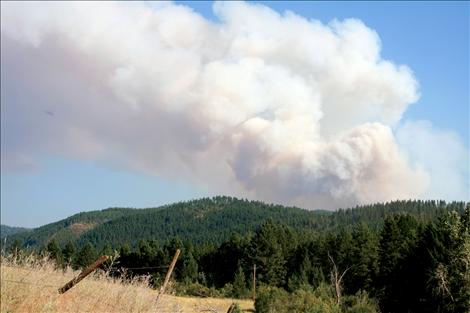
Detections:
156,249,180,305
328,252,350,305
227,303,236,313
58,255,108,294
252,264,256,301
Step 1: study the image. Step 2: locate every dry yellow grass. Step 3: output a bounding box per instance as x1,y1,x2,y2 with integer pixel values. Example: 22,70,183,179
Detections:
0,257,254,313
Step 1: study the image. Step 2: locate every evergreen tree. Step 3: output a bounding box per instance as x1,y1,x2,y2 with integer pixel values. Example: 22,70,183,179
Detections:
233,264,248,298
62,241,76,267
251,220,291,287
100,243,113,257
345,223,378,294
46,239,63,265
74,242,97,269
9,239,21,257
425,210,470,313
377,214,421,313
180,250,198,283
138,239,155,267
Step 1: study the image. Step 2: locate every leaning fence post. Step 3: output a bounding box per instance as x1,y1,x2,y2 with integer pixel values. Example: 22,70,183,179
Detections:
252,264,256,301
227,303,236,313
58,255,108,294
155,249,180,306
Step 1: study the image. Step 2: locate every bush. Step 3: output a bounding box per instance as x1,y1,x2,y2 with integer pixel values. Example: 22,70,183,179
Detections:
255,283,380,313
232,303,243,313
289,289,341,313
255,284,341,313
220,282,234,297
343,291,379,313
171,282,222,298
255,285,290,313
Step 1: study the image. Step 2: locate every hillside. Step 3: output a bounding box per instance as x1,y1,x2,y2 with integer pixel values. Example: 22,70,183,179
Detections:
6,208,135,248
0,225,30,238
6,197,465,250
4,199,468,313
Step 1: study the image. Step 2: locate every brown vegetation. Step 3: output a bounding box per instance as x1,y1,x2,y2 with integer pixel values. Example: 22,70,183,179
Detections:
0,256,253,313
68,223,96,236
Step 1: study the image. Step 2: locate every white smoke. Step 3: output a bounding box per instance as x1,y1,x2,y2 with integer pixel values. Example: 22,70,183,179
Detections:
397,120,469,202
1,1,467,208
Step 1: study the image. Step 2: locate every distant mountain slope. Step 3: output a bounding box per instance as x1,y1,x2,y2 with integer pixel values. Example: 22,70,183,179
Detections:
0,225,30,238
6,196,465,250
6,208,136,248
78,197,324,248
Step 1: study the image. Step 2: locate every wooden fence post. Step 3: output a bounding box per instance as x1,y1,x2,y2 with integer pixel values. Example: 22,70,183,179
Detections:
252,264,256,302
155,249,180,305
227,303,236,313
58,255,108,294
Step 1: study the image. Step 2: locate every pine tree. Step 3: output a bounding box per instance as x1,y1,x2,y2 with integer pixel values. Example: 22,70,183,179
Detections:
100,243,113,257
377,214,421,313
9,239,21,258
74,242,97,269
426,210,470,313
233,264,247,298
345,223,378,294
46,239,63,266
62,241,76,267
251,219,289,287
181,250,198,283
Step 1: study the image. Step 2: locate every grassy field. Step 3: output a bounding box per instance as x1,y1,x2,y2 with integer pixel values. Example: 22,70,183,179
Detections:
0,257,254,313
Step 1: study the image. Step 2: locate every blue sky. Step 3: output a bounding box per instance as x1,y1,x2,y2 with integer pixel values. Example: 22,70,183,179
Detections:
1,1,468,228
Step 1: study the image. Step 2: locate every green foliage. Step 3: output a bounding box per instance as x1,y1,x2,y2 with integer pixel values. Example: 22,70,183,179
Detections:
254,285,290,313
377,214,422,312
100,243,113,257
171,282,222,298
423,209,470,313
62,241,76,267
180,250,198,283
232,264,248,298
46,239,63,265
256,285,378,313
6,208,135,248
8,198,463,251
0,225,29,238
343,291,379,313
251,219,292,286
74,242,97,269
231,303,243,313
6,198,469,313
345,224,378,294
255,284,341,313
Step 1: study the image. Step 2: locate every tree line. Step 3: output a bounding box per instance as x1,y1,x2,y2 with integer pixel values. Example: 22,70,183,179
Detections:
4,200,468,313
8,203,465,313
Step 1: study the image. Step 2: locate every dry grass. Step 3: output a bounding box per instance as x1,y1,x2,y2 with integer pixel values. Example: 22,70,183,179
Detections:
0,256,254,313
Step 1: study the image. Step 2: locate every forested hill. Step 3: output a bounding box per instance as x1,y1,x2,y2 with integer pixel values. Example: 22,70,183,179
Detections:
0,225,30,238
6,208,135,248
6,196,465,250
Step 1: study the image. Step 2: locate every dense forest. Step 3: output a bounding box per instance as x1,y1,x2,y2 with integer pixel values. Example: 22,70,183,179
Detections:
4,198,469,313
3,196,462,250
0,225,30,238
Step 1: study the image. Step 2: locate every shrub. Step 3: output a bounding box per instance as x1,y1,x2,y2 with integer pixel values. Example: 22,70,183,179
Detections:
343,291,379,313
255,284,342,313
232,303,243,313
255,283,379,313
255,285,290,313
171,282,222,298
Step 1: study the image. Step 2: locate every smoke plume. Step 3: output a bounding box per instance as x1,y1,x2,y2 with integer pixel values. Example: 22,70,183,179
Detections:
1,1,467,208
